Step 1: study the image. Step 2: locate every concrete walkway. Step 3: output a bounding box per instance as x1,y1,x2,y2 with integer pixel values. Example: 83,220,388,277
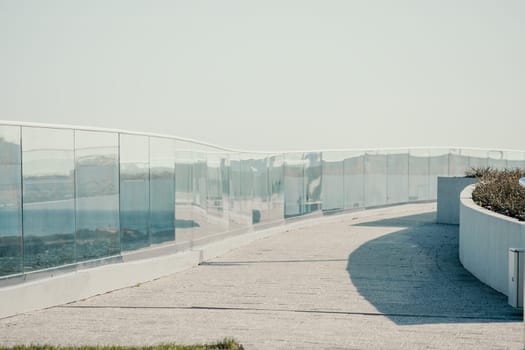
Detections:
1,203,523,349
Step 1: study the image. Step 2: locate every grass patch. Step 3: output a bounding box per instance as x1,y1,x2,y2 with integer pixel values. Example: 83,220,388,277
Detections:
0,338,244,350
469,167,525,221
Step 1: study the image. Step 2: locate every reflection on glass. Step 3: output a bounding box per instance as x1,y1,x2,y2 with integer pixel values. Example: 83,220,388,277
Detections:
221,154,231,225
229,154,250,230
268,154,284,221
174,147,194,244
206,153,229,233
240,155,256,224
229,154,241,229
256,156,270,224
149,137,175,244
252,154,272,224
244,154,271,224
387,151,409,204
75,131,120,261
22,127,75,271
303,152,322,214
321,152,344,211
192,152,207,238
0,126,22,276
409,149,430,201
284,153,304,218
120,134,150,251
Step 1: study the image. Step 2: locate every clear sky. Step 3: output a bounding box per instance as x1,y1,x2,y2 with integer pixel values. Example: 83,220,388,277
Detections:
1,0,524,152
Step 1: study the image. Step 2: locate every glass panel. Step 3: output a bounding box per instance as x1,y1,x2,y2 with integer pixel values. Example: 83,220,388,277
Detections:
246,154,270,225
205,152,229,233
429,149,450,199
344,151,365,209
303,152,322,214
506,151,525,170
120,134,150,251
75,131,119,261
229,153,251,230
465,149,488,170
386,150,409,204
487,150,507,169
268,154,284,221
284,153,304,218
22,127,75,271
0,126,22,276
321,151,344,211
174,142,194,244
239,154,256,224
192,151,208,238
364,151,387,207
449,149,469,177
220,154,231,226
409,149,430,201
150,137,175,244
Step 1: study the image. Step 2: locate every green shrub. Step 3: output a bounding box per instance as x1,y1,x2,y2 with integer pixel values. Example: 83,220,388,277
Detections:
471,168,525,221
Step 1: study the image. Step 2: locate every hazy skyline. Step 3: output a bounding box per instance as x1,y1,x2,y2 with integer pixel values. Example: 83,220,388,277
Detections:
1,0,524,152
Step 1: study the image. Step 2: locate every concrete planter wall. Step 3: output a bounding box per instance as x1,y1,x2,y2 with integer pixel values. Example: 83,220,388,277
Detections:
437,177,477,224
459,185,525,295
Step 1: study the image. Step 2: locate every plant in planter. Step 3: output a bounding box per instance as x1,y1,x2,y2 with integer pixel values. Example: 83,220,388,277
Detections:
471,168,525,221
464,166,496,179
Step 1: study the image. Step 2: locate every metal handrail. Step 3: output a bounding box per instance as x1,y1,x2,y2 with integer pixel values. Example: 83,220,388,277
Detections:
1,119,525,155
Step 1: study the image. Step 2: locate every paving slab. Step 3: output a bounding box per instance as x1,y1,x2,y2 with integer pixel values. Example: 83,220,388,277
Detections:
0,203,523,349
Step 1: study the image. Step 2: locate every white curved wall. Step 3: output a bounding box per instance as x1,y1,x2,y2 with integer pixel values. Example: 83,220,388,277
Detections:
459,185,525,295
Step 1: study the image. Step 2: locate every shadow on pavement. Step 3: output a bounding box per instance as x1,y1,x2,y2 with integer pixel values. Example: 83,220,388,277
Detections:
347,212,522,325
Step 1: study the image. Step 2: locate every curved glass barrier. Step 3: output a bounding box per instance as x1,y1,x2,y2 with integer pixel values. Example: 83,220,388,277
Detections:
149,137,176,245
343,151,365,209
22,127,75,271
386,150,409,204
1,121,524,278
0,126,22,276
75,130,120,261
119,134,150,251
321,151,344,211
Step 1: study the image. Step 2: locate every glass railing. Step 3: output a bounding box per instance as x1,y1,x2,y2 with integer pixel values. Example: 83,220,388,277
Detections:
1,121,525,278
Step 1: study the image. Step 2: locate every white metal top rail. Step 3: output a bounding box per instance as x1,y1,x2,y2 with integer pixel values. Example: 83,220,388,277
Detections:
1,120,524,155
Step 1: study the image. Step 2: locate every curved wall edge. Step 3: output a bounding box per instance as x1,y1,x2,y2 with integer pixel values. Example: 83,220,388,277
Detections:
459,185,525,295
